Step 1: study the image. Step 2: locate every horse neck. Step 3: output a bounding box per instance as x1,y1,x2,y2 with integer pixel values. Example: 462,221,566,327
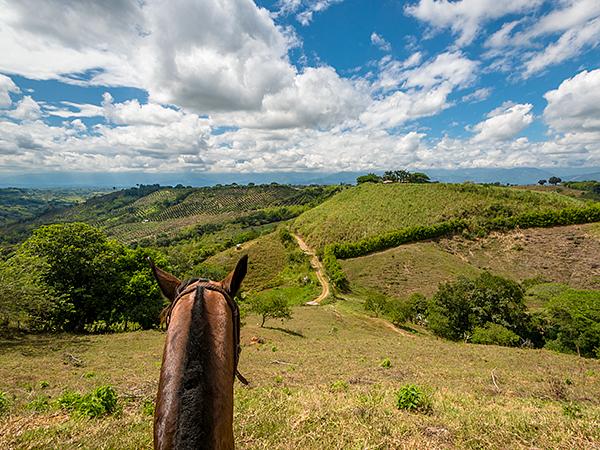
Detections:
155,288,235,450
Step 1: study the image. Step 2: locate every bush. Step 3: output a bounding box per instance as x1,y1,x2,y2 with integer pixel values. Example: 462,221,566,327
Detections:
380,358,392,368
472,323,521,347
57,385,118,418
395,384,432,413
0,391,9,415
427,272,528,342
545,289,600,358
27,396,51,412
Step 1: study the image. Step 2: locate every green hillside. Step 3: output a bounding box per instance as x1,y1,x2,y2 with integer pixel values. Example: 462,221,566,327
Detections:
293,183,586,249
0,184,341,246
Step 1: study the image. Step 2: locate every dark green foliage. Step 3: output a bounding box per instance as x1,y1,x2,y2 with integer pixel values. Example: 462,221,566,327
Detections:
545,289,600,358
563,180,600,200
471,323,521,347
249,292,292,327
356,173,382,184
57,385,118,418
0,391,9,415
18,223,167,332
322,245,349,291
549,176,562,186
427,273,528,342
331,204,600,261
278,226,293,245
538,179,547,186
395,384,432,413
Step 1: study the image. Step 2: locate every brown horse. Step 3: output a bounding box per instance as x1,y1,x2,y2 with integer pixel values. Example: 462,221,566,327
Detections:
149,255,248,450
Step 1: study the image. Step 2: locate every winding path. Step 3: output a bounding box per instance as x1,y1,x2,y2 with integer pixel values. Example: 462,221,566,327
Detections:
292,233,330,305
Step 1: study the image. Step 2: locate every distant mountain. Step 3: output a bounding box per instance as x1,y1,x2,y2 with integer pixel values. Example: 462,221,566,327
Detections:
1,167,598,188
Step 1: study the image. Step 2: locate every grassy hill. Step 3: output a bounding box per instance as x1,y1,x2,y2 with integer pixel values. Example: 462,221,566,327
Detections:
293,183,587,249
1,304,599,449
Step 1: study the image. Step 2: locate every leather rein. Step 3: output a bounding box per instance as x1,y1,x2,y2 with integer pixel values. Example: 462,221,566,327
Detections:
165,278,248,385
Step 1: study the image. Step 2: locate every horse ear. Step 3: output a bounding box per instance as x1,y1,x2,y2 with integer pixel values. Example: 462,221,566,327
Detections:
147,257,181,301
222,254,248,297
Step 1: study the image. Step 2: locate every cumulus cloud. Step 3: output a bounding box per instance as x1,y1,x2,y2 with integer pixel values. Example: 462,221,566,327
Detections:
371,32,392,52
471,102,533,143
0,74,20,108
405,0,542,46
544,69,600,134
8,96,43,121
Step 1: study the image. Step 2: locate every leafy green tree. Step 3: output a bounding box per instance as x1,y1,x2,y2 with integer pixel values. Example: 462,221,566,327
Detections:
427,272,528,343
538,179,547,186
548,176,562,185
356,173,381,184
249,293,292,327
407,172,431,183
545,289,600,358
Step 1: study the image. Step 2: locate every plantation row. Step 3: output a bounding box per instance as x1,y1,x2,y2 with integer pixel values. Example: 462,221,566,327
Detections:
322,204,600,290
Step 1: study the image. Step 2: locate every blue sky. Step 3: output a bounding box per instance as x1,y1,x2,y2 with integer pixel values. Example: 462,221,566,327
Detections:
1,0,599,173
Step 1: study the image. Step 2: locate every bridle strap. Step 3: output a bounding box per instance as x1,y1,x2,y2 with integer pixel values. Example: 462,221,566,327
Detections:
167,279,248,385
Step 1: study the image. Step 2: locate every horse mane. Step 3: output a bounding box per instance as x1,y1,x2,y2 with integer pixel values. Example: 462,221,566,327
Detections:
174,285,214,447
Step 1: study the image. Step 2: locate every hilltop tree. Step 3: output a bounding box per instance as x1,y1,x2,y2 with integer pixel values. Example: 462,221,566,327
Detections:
356,173,381,184
408,172,431,183
538,179,547,186
548,176,562,185
249,292,292,327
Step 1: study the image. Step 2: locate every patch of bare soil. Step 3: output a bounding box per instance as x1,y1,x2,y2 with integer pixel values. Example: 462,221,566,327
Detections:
439,223,600,289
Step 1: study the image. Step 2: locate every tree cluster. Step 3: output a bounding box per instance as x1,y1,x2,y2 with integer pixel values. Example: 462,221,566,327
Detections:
356,170,431,184
1,223,167,332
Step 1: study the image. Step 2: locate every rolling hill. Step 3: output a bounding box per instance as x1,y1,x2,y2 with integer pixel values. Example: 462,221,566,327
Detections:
293,183,587,249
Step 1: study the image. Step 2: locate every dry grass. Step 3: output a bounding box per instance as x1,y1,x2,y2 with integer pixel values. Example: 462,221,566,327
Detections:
1,302,599,449
342,223,600,300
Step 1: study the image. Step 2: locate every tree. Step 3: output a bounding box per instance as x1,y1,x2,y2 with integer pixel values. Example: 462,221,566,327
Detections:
427,272,528,343
548,176,562,185
19,223,169,332
407,172,431,183
356,173,381,184
249,292,292,327
538,179,547,186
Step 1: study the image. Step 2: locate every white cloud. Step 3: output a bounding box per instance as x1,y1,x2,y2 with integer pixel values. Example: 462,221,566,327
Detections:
295,1,344,26
461,87,492,103
371,32,392,52
8,96,43,121
0,74,20,108
471,102,533,143
360,84,452,129
101,93,185,126
523,17,600,77
544,69,600,135
483,1,600,77
405,0,542,46
43,101,103,118
402,52,477,89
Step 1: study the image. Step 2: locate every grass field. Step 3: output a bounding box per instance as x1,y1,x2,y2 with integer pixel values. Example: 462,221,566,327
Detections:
1,302,599,449
293,183,586,249
342,223,600,300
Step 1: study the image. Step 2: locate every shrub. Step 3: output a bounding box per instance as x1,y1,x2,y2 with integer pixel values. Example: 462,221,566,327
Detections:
27,396,51,413
0,391,9,415
322,245,349,291
330,380,349,392
395,384,432,413
57,385,118,418
545,289,600,358
471,323,520,347
427,272,528,342
380,358,392,368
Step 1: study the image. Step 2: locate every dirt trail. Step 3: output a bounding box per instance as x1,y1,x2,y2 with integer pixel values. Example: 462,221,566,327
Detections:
293,233,330,305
